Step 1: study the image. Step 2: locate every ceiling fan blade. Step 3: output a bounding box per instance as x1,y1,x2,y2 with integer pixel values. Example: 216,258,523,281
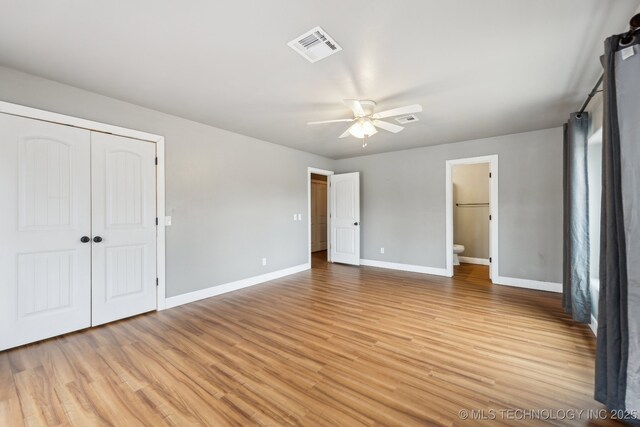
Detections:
339,124,354,138
343,99,366,117
372,120,404,133
371,104,422,119
308,118,354,125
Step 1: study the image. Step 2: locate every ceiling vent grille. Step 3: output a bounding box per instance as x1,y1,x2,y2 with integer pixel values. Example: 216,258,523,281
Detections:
288,26,342,63
395,114,419,124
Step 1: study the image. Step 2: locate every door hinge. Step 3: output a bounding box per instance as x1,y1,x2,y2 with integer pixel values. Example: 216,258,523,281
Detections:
156,278,159,287
155,217,158,225
489,215,492,220
489,257,492,263
155,157,158,165
489,172,492,178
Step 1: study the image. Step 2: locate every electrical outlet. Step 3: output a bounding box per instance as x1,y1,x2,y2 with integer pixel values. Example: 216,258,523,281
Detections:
380,247,385,254
262,258,267,266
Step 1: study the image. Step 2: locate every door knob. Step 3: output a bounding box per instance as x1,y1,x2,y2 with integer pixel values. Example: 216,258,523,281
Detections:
354,222,359,226
80,236,90,243
93,236,103,243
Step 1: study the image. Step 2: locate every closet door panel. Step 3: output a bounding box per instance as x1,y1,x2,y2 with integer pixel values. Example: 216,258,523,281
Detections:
91,132,156,326
0,114,91,350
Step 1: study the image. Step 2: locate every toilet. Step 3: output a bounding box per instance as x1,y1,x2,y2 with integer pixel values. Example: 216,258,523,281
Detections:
453,244,465,266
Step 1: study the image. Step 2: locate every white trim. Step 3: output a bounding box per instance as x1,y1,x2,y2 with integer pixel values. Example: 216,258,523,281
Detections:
165,263,310,309
446,155,499,281
155,138,167,310
493,275,562,293
458,256,490,266
360,259,448,277
307,167,334,266
590,314,598,336
0,100,167,311
0,100,163,142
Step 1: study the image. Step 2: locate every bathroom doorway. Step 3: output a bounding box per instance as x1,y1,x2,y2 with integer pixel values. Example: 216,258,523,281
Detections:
445,155,498,281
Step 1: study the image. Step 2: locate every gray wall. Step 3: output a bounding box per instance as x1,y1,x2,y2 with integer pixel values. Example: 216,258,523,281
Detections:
453,163,490,259
0,65,565,294
334,127,564,283
0,66,332,298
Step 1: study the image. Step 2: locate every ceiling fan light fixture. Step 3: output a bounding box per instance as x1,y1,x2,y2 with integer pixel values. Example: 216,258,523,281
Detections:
349,119,377,139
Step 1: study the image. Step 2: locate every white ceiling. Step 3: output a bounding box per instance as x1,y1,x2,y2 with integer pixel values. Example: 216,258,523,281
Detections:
0,1,638,159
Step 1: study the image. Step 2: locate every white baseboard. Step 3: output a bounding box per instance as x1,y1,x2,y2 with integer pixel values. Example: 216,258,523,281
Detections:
165,263,310,309
360,259,449,277
493,275,562,293
458,256,490,266
590,314,598,336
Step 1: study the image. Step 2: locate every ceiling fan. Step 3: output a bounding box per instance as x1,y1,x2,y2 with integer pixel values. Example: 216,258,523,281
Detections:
308,99,422,145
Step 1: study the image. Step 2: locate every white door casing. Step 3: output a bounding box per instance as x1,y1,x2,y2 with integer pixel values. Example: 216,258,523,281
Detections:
0,114,92,350
445,155,498,281
91,132,157,326
330,172,360,265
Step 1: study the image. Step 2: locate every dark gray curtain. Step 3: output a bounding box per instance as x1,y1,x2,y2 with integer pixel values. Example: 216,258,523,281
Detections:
595,32,640,424
562,112,591,323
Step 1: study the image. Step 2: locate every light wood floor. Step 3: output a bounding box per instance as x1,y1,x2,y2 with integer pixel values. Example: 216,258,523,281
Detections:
1,253,617,426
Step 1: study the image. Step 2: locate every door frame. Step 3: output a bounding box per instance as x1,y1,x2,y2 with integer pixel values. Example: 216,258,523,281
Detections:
307,167,334,265
445,155,498,281
0,100,167,310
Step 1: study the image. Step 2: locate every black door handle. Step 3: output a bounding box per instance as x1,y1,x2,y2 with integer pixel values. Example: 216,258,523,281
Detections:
354,222,359,226
80,236,90,243
93,236,103,243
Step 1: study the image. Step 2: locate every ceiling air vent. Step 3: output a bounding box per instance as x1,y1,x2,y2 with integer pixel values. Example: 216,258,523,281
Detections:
395,114,419,125
288,26,342,63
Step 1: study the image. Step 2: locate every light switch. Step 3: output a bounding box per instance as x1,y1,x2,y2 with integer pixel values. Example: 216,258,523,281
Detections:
293,214,297,221
297,213,302,221
380,247,385,254
165,216,172,226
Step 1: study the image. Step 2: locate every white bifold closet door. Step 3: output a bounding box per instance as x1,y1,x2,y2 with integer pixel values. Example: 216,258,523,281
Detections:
0,114,157,350
90,132,157,326
0,114,92,350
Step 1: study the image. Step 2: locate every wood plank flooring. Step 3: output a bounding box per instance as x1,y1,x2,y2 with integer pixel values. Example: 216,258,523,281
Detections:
1,253,618,426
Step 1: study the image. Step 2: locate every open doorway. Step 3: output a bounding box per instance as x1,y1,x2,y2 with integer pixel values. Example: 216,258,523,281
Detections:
308,167,333,268
452,163,490,279
446,155,498,281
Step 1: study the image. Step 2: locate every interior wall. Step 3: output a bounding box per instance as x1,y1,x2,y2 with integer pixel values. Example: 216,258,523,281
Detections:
0,65,565,292
0,66,333,298
334,127,563,283
452,163,490,259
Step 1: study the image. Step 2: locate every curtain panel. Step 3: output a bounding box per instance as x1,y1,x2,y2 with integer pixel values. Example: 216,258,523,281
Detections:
596,32,640,425
563,112,591,323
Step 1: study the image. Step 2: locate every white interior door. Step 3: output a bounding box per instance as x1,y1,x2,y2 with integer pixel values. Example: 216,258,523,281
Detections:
0,114,92,350
91,132,157,326
330,172,360,265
